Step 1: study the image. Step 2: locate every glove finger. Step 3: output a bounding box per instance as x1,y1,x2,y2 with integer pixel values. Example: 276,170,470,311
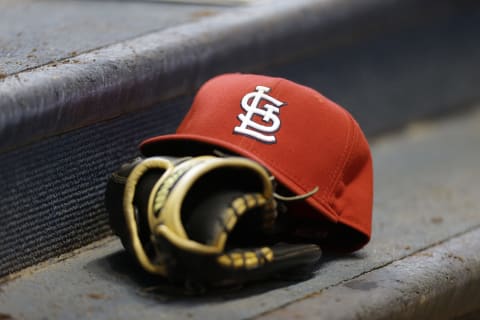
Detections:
184,191,274,248
174,243,321,287
217,242,321,275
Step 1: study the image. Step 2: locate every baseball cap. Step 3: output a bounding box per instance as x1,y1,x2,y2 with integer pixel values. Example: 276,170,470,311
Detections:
141,73,373,251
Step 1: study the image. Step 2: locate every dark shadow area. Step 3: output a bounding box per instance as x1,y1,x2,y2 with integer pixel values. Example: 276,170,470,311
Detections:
87,249,322,303
320,251,368,265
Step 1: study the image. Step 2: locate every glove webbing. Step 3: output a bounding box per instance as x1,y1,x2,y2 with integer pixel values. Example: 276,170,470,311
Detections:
123,156,276,276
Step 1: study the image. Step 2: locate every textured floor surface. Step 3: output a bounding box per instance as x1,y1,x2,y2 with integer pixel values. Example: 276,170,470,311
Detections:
1,106,479,320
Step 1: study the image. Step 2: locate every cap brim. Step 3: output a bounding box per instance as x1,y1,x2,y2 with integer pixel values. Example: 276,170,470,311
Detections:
141,133,267,167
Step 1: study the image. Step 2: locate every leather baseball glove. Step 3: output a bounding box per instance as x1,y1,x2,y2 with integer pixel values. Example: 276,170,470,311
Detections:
105,155,321,288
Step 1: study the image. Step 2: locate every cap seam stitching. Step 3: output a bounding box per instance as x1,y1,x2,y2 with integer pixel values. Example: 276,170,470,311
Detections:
331,113,359,217
323,108,355,206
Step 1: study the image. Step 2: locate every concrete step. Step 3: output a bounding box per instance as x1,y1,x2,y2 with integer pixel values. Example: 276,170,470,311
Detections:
1,0,480,278
1,2,480,318
1,106,479,319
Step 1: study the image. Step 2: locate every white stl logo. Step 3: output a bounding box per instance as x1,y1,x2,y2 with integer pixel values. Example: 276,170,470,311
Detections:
233,86,286,143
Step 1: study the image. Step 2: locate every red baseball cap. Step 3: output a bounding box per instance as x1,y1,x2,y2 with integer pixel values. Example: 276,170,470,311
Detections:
141,74,373,251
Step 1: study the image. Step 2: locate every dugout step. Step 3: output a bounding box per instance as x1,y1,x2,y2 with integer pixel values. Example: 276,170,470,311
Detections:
1,0,480,311
1,106,480,319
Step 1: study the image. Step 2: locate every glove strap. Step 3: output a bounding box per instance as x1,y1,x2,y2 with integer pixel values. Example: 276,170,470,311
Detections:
123,157,174,276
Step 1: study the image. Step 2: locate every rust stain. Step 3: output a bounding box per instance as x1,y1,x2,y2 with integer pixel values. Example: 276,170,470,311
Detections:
191,10,217,19
86,293,108,300
430,216,444,224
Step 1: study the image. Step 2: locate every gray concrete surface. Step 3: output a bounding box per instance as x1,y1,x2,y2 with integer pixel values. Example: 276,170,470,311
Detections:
2,0,479,153
1,105,479,320
0,0,233,76
258,227,480,320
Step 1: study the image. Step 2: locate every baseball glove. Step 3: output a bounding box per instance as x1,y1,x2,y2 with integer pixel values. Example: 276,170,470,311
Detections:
105,155,321,288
